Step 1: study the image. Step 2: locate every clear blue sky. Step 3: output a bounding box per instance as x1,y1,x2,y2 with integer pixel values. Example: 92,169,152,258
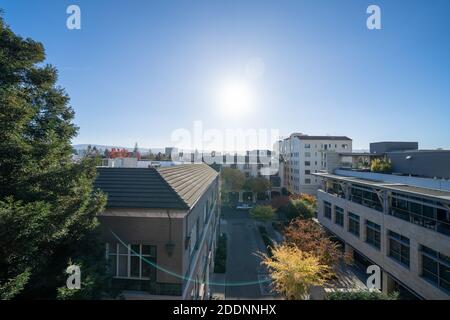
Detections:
1,0,449,150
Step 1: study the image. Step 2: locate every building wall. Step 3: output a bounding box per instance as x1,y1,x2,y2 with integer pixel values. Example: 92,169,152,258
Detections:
98,210,186,293
182,177,220,299
98,177,220,300
370,142,418,154
280,137,352,195
386,150,450,179
317,190,450,300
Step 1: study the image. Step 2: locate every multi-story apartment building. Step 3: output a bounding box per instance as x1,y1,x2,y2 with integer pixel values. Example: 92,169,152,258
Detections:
201,150,276,178
313,147,450,299
277,134,352,195
94,164,220,299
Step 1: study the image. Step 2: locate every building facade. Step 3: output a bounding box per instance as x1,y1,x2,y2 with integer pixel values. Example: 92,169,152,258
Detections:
94,164,220,299
314,170,450,299
278,134,352,195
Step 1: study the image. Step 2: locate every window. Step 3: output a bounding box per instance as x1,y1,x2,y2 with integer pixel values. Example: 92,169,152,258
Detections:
350,184,383,212
107,243,156,280
305,144,311,149
305,178,311,184
305,161,311,166
305,152,311,157
348,212,360,237
324,201,332,219
388,230,410,268
390,193,450,237
365,220,381,249
420,245,450,293
335,206,344,227
305,170,311,174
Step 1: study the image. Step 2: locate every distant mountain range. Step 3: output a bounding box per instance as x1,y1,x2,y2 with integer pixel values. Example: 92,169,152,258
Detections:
72,144,165,154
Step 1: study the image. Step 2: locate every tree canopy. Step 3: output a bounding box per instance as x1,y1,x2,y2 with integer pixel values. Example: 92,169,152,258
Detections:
244,177,271,194
261,244,332,300
370,157,392,173
284,219,349,270
221,167,246,192
0,15,111,299
250,205,276,222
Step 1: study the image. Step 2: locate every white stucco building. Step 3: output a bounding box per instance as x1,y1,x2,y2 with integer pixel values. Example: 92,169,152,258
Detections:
277,134,352,195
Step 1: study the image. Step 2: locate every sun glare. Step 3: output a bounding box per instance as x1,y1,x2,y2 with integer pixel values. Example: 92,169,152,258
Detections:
217,81,255,117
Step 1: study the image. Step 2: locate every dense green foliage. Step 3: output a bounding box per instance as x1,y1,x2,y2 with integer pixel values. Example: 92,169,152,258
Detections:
326,290,399,300
370,157,392,173
0,15,111,299
250,205,276,222
213,234,227,273
221,167,245,192
243,177,271,194
284,199,315,220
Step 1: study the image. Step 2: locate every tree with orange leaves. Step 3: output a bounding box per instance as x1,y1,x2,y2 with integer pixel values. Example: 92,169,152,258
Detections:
284,218,349,271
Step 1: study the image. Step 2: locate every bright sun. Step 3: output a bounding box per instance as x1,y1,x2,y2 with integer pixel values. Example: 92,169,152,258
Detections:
217,81,255,117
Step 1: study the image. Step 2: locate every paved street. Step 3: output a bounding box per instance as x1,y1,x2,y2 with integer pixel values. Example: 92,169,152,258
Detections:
221,208,276,299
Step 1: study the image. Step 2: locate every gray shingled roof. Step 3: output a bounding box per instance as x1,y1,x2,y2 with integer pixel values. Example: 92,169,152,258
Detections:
158,164,219,208
94,164,218,209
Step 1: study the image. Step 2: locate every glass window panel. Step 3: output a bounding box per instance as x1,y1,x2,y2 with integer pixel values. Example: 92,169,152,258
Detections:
423,269,438,284
410,202,421,215
118,243,128,254
439,252,450,264
109,255,117,277
422,255,438,274
142,260,154,279
423,205,435,218
118,256,128,277
437,209,450,222
131,244,140,255
130,256,140,277
142,245,155,256
108,243,116,254
439,264,450,282
440,278,450,292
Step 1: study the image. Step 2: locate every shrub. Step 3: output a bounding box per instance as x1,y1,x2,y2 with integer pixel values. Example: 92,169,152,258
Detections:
270,196,290,211
285,199,314,220
370,158,392,173
326,290,399,300
250,205,276,222
214,234,227,273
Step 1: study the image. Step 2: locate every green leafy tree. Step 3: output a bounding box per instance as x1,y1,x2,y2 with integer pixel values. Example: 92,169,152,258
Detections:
0,15,111,299
370,158,392,173
250,205,276,222
221,167,246,192
285,199,315,220
261,244,332,300
244,177,271,194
